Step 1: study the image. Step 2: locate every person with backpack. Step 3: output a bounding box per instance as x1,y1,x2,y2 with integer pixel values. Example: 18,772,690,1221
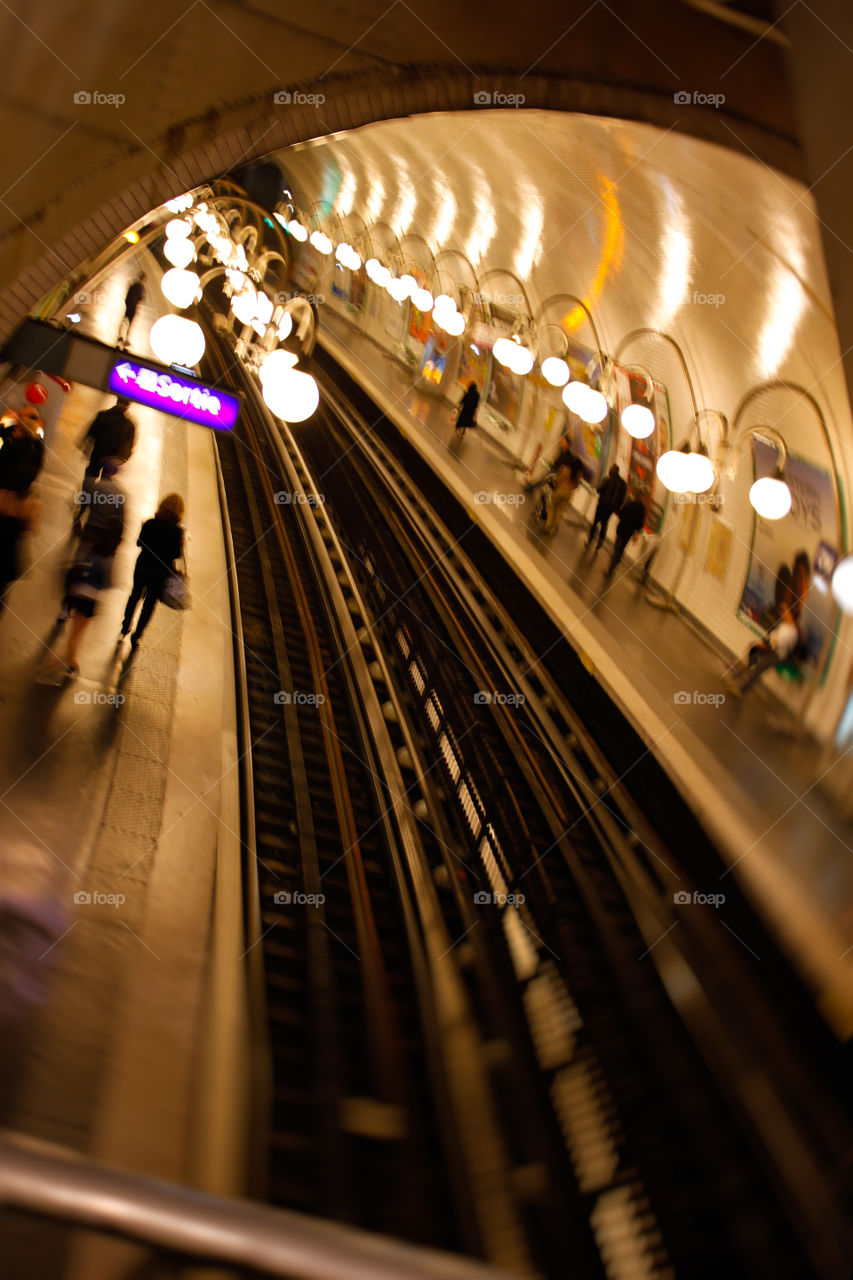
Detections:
121,493,185,652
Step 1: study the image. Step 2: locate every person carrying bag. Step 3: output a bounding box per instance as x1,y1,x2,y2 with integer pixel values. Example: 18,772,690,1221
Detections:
121,493,186,651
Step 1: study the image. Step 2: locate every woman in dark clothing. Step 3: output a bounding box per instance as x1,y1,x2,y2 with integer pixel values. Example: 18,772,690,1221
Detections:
453,382,480,440
0,409,45,613
121,493,185,651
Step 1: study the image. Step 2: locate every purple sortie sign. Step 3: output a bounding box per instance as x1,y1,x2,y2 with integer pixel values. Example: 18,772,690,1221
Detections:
108,359,239,431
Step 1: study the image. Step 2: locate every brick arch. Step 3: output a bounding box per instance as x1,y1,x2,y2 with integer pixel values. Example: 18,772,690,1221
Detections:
0,64,799,345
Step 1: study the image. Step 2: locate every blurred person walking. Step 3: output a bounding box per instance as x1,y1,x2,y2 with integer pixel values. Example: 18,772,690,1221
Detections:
121,493,185,652
452,382,480,443
79,396,135,487
724,603,801,698
541,457,584,535
0,408,45,614
605,498,646,578
117,274,145,349
587,464,626,551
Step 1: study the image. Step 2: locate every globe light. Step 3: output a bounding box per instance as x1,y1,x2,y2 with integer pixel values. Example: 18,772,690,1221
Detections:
278,313,293,340
149,315,205,367
831,556,853,613
412,287,433,312
288,220,308,242
255,290,274,324
259,349,299,384
165,218,192,239
262,369,320,422
365,257,382,281
398,274,417,299
160,268,201,310
656,449,694,493
163,237,197,268
578,386,608,423
750,473,792,520
389,277,409,303
493,337,516,368
541,356,570,387
252,319,267,338
621,403,655,439
273,212,288,228
561,380,589,414
231,283,258,327
444,310,466,336
165,193,194,214
335,242,350,264
310,231,333,254
686,451,715,494
507,342,534,376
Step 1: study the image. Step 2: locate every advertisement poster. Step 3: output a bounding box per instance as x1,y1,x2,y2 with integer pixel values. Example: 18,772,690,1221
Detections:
486,360,521,427
706,520,733,582
419,333,448,388
457,340,489,392
739,440,837,662
611,365,671,532
409,268,432,345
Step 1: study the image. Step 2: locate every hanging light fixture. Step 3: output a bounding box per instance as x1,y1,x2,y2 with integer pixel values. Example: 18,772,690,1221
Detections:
492,337,516,368
165,218,192,240
621,376,656,439
656,446,695,494
260,349,299,384
149,315,205,367
685,448,715,493
288,220,308,242
160,268,201,310
562,380,607,423
412,287,433,312
444,310,466,337
309,231,333,255
255,290,274,325
262,369,320,422
831,556,853,612
278,313,293,341
541,356,570,387
388,278,410,303
749,470,792,520
163,237,197,269
507,340,534,376
231,282,258,327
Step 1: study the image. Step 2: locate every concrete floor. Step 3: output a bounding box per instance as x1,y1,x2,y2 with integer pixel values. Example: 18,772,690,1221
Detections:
320,307,853,1040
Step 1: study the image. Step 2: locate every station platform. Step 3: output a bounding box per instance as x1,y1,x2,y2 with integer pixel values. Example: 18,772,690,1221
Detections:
0,259,246,1277
317,308,853,1041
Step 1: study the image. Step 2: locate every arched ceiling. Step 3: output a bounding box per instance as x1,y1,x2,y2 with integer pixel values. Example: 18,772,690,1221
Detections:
0,0,797,329
277,110,851,475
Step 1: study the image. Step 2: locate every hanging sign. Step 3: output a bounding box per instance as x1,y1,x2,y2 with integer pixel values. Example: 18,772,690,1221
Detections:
108,358,240,431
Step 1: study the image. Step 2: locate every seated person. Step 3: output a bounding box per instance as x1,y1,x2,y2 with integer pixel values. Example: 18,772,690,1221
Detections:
724,604,801,698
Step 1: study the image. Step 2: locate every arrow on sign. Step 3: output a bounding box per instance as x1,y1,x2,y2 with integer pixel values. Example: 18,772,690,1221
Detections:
115,362,136,383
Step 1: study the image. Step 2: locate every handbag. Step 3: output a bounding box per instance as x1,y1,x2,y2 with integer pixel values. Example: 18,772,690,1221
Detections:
161,558,192,611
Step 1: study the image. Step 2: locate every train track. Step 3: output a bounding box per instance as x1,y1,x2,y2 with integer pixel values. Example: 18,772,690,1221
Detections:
203,326,853,1279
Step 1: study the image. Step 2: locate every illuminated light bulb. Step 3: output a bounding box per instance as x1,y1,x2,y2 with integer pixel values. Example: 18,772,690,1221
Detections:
444,310,465,336
273,212,288,228
561,380,588,414
260,349,299,384
750,473,792,520
508,344,534,376
123,230,140,244
163,237,196,268
365,258,381,281
686,452,715,494
252,319,267,338
160,268,201,310
255,291,274,325
262,369,320,422
374,265,393,290
398,274,417,299
621,403,655,439
348,249,362,271
288,220,308,242
278,313,293,340
492,337,515,367
165,193,194,214
149,315,205,367
831,556,853,612
541,356,569,387
656,449,693,493
578,387,607,423
310,231,333,254
231,283,258,327
412,287,433,312
389,278,409,303
165,218,192,239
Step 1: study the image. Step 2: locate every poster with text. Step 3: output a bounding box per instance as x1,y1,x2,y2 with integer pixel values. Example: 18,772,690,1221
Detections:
611,365,671,532
739,440,837,663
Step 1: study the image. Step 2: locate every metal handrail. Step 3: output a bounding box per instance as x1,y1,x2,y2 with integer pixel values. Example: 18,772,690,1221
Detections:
0,1132,520,1280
